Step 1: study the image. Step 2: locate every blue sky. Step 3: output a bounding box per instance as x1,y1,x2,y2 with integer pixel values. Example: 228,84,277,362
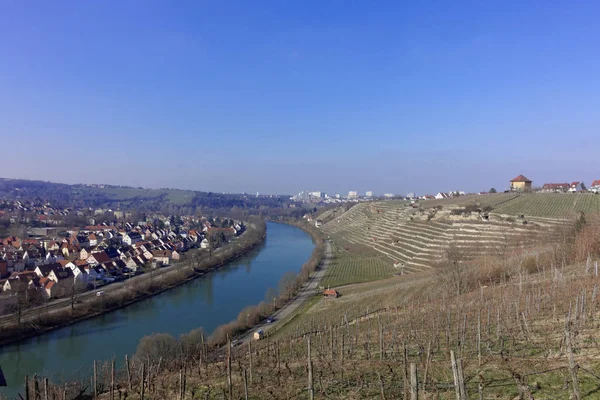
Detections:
1,1,599,196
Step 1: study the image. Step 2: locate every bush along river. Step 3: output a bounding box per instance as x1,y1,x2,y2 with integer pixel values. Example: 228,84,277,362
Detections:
0,222,315,398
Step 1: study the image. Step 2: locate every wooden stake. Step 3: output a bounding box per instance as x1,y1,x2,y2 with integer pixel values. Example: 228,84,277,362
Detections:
307,336,314,400
111,358,115,400
423,341,431,388
140,363,146,400
125,354,132,391
227,334,232,400
378,372,386,400
565,324,581,400
450,350,461,400
457,358,468,400
477,310,482,367
248,340,253,385
410,363,418,400
93,360,98,400
243,368,249,400
25,375,30,400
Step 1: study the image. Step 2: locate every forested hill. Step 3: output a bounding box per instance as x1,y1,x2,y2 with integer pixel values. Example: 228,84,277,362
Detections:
0,178,291,214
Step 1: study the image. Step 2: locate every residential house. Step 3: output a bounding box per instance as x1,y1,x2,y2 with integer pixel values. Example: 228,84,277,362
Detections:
123,232,142,246
79,248,92,260
87,251,112,266
201,238,209,249
542,183,569,193
323,289,340,298
510,175,533,192
435,192,451,199
151,250,171,265
88,233,98,247
45,251,63,263
591,180,600,194
569,182,584,193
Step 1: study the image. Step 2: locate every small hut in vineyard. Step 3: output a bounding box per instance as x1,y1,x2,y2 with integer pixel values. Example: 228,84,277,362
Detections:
323,289,340,298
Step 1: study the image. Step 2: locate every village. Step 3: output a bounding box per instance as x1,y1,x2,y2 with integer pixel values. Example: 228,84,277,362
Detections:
0,199,244,305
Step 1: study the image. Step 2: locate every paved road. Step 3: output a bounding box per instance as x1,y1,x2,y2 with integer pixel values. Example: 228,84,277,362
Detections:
238,240,333,343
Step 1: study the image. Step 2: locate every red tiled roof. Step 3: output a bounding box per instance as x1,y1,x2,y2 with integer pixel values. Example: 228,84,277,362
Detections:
90,251,111,264
510,174,532,183
592,180,600,187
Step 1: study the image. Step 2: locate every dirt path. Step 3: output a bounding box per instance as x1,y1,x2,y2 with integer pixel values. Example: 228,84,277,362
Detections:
239,240,332,343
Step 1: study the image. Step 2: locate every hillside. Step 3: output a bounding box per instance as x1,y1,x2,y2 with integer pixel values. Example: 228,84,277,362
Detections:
23,193,600,399
320,193,576,281
0,177,291,213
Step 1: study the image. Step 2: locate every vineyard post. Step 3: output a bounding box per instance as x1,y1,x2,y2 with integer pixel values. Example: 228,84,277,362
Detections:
410,363,418,400
111,358,115,400
423,341,431,389
125,355,132,391
227,334,232,400
477,310,482,367
243,368,249,400
403,343,409,399
457,358,468,400
340,331,345,380
93,360,98,400
140,364,145,400
307,336,314,400
379,315,384,360
450,350,461,400
248,341,253,385
565,323,581,400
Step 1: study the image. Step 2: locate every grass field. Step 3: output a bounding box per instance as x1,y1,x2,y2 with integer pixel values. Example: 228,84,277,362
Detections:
320,253,396,288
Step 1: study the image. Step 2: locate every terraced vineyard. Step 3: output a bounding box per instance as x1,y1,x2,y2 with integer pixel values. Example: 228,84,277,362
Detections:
320,253,396,288
320,194,575,275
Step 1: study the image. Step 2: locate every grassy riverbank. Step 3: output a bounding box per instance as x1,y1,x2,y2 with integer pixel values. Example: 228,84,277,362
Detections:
0,219,266,347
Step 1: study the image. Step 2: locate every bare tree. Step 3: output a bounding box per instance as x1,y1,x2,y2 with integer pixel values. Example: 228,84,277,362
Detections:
435,242,469,296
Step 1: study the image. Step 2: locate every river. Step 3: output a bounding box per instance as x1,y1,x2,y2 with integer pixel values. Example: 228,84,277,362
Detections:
0,222,314,398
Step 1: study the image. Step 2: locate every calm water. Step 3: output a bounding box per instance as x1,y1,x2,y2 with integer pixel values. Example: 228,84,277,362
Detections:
0,222,314,398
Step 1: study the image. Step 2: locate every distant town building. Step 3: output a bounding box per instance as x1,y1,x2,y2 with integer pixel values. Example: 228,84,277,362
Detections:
383,193,394,198
335,194,341,199
365,191,373,198
348,191,358,199
309,191,324,199
510,175,533,192
406,192,416,199
568,182,584,193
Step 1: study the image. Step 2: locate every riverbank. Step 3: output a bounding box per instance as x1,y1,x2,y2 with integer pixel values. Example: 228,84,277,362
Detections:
0,220,266,347
205,218,326,344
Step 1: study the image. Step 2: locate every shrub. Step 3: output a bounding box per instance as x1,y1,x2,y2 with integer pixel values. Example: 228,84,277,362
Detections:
136,333,178,363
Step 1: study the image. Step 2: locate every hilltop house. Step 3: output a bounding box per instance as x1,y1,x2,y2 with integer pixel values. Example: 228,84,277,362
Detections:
569,182,584,193
542,183,569,193
510,175,533,192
